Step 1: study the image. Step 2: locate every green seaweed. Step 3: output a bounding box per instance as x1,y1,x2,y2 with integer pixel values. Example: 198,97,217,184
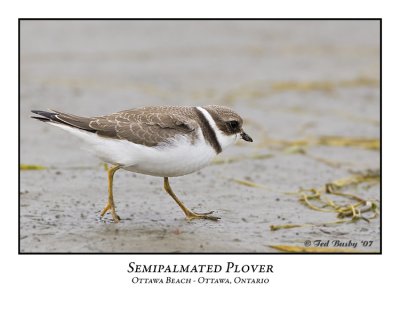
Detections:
20,164,47,171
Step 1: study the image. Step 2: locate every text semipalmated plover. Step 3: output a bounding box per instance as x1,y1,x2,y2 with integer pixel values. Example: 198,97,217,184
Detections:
31,105,253,222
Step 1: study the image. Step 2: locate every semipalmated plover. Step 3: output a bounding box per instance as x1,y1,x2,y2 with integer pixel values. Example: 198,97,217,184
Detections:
31,105,253,222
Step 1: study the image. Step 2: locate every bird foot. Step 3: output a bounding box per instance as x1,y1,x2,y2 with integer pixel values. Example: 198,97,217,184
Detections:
185,210,220,221
100,203,121,223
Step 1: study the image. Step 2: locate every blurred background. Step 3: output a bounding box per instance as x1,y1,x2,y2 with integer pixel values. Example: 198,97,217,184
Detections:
20,20,380,252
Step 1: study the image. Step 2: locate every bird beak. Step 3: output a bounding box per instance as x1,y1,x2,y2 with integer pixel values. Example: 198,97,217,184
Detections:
240,131,253,142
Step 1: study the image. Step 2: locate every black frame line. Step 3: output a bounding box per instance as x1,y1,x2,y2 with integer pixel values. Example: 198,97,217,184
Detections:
18,18,382,255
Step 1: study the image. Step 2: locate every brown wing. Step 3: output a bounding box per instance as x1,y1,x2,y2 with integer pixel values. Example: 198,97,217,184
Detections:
88,106,199,146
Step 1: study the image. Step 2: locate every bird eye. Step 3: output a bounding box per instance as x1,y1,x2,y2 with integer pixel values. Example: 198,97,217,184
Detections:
227,121,239,131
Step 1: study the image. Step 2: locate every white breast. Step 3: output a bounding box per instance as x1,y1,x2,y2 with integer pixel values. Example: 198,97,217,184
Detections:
122,133,217,177
50,122,217,177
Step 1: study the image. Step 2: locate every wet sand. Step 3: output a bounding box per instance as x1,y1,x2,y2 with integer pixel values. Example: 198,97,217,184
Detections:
20,20,380,252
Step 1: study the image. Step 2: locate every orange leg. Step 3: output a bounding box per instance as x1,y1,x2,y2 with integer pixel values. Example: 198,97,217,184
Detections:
100,165,121,222
163,177,220,221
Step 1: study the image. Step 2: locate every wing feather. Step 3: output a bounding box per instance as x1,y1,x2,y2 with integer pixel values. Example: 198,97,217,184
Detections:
89,106,199,146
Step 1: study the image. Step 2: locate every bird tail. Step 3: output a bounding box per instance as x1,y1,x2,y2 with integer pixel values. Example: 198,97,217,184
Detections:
31,109,96,133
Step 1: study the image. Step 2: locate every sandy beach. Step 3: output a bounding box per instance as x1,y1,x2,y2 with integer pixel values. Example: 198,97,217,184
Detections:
20,20,380,253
